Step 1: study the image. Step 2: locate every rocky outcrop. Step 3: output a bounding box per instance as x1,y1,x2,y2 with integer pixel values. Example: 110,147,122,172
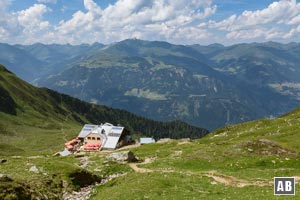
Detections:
0,174,13,182
106,151,138,163
29,165,40,173
63,173,126,200
244,139,299,156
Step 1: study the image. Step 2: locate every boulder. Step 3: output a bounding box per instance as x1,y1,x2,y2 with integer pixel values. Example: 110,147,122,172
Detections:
106,151,138,163
0,174,13,182
0,159,7,163
29,165,39,173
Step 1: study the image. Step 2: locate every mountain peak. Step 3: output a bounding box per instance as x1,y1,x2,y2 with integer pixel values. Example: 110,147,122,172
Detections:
208,43,224,48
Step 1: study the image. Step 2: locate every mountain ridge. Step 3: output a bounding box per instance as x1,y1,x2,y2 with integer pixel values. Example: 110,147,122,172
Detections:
1,62,300,199
36,40,299,130
0,64,208,155
1,39,300,130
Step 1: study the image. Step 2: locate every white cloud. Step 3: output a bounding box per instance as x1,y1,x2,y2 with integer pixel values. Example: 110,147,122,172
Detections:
0,0,18,42
208,0,300,42
0,3,51,44
288,15,300,25
226,28,282,40
0,0,11,23
210,0,300,30
37,0,57,4
16,4,51,43
284,24,300,39
53,0,216,44
0,0,11,10
0,0,300,44
172,27,211,43
17,4,50,29
0,27,9,40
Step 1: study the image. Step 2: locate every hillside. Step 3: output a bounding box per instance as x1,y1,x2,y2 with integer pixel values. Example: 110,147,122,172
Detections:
89,108,300,199
0,40,299,130
35,39,298,130
0,64,208,156
191,42,300,99
1,88,300,199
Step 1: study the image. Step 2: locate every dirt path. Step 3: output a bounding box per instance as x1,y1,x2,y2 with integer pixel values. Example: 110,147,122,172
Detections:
128,157,272,188
128,157,155,173
204,170,272,188
294,176,300,182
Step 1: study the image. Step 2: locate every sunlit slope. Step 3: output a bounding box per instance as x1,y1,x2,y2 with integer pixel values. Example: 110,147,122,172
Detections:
0,64,208,155
91,108,300,199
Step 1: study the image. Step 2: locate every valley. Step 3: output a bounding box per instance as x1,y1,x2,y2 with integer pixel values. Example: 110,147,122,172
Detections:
1,40,300,130
1,40,300,199
0,64,208,156
1,0,300,199
0,68,299,199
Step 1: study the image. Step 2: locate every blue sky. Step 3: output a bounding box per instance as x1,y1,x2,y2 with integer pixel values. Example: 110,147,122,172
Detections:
1,0,300,45
9,0,277,23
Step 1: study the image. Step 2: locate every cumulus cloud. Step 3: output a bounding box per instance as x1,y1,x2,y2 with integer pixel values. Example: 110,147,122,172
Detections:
0,0,10,9
287,15,300,25
208,0,300,42
0,0,11,22
284,24,300,39
17,4,51,43
0,0,300,44
0,2,51,44
0,0,18,41
226,28,283,41
17,4,50,29
54,0,216,44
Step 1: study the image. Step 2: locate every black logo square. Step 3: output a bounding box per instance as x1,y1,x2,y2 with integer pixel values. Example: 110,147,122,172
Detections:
274,177,295,195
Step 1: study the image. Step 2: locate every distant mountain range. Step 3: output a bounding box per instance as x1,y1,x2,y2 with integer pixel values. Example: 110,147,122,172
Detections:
0,40,299,130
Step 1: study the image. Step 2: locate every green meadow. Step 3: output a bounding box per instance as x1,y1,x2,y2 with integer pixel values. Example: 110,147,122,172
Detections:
1,64,300,199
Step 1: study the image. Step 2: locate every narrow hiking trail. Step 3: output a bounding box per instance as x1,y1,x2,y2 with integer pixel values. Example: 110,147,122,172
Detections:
128,157,273,188
128,157,155,173
205,170,272,188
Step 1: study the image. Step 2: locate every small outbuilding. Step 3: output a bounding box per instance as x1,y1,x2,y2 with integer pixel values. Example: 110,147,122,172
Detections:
58,148,72,157
140,137,156,145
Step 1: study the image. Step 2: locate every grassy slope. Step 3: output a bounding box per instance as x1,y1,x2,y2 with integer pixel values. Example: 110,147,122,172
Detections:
1,63,300,199
0,64,208,156
0,64,207,199
1,105,299,200
0,67,80,155
90,108,300,199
